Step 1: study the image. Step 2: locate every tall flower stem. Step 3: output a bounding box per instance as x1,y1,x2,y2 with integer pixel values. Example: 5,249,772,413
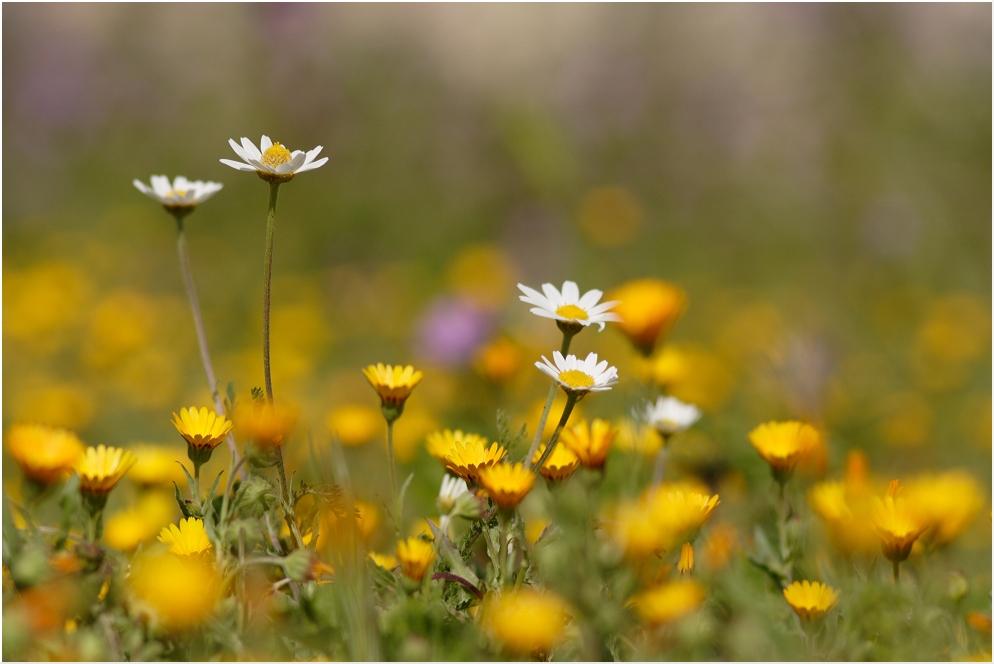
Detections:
262,182,281,403
386,420,402,538
173,212,241,467
532,393,579,472
524,331,575,469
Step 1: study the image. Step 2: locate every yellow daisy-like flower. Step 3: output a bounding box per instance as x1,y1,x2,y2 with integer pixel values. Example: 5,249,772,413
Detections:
128,552,221,631
608,279,687,356
614,419,663,457
6,424,84,484
478,463,536,509
233,402,298,447
426,429,489,462
748,421,820,480
872,480,929,563
362,363,423,408
171,407,233,451
904,471,985,546
443,438,507,483
395,537,436,582
368,552,399,570
157,518,213,558
678,543,695,574
74,445,137,494
482,588,570,657
631,580,705,625
650,489,720,549
808,480,879,557
560,418,617,469
532,443,579,482
128,444,187,487
104,492,176,552
783,580,839,621
326,404,381,446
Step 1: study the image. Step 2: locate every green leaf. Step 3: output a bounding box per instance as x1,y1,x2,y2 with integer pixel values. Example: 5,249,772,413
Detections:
205,470,225,510
425,519,480,587
178,461,197,499
173,481,194,519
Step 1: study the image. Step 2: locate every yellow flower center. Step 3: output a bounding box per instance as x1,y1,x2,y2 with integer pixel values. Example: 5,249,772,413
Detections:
171,189,187,197
556,304,589,321
558,370,595,389
261,142,292,168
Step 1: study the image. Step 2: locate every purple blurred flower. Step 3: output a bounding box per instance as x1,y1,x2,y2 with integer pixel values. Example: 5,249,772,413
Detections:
414,296,495,368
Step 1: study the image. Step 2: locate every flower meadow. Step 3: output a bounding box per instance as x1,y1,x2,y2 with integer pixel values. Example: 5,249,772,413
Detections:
2,5,991,663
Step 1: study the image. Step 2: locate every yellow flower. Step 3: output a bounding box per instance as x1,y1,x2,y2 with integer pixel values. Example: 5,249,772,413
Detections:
104,492,176,552
6,424,84,484
610,500,665,558
478,463,536,509
872,480,929,563
748,421,820,479
473,338,522,385
171,406,232,451
532,443,579,482
157,518,213,557
233,402,298,447
608,279,686,356
782,580,839,620
560,418,617,469
482,588,569,656
631,580,705,625
426,429,488,462
319,500,381,549
128,552,220,631
74,445,137,494
614,419,663,457
395,537,435,581
904,471,985,546
128,444,187,487
610,488,719,558
368,552,398,570
326,404,381,446
678,543,694,574
362,363,423,408
443,438,507,483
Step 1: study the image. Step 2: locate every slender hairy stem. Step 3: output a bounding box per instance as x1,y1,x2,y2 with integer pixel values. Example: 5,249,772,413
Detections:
524,332,575,469
275,446,303,549
532,393,579,472
498,515,509,587
173,213,241,467
386,420,402,538
262,181,281,403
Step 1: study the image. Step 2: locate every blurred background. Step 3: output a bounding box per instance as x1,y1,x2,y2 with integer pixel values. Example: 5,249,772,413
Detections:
3,4,990,554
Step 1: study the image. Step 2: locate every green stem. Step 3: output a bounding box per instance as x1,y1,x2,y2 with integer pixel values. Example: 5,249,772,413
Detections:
524,332,575,469
533,393,579,472
892,559,900,583
387,420,402,539
498,515,509,587
275,445,303,549
173,212,241,468
262,181,281,403
650,434,671,487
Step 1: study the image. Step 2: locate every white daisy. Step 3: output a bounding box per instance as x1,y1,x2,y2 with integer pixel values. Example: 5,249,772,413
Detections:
437,474,469,514
535,351,619,396
220,135,328,182
133,175,223,209
639,396,701,436
518,281,621,331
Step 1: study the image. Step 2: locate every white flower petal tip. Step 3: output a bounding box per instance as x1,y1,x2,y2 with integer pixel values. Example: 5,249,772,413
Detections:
640,396,701,435
221,135,327,181
518,281,622,331
534,351,619,396
133,174,223,209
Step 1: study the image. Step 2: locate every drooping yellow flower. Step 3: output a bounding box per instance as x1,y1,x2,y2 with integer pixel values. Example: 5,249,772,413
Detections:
783,580,839,621
362,363,423,408
233,402,298,447
443,438,507,483
608,279,687,356
326,404,381,446
104,491,176,552
904,471,985,546
478,463,536,509
631,580,705,625
532,443,579,482
678,543,694,574
872,480,929,563
426,429,489,462
6,424,84,484
482,588,570,657
368,552,399,570
74,445,137,494
128,444,187,487
171,407,233,451
157,518,213,557
748,421,820,480
128,552,220,631
395,537,435,582
560,418,617,469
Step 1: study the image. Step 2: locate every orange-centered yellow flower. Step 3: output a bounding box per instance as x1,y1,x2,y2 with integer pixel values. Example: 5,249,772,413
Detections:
157,518,213,557
608,279,687,355
74,445,137,494
426,429,489,462
395,537,435,581
748,421,820,479
233,402,297,447
560,418,617,469
362,363,423,407
6,424,84,484
872,480,929,563
532,443,580,482
631,580,705,625
482,588,570,657
783,580,839,620
478,463,536,509
171,407,232,451
443,438,507,483
128,552,221,631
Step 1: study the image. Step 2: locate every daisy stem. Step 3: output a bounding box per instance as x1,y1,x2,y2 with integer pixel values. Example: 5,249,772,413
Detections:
387,420,402,539
533,393,579,472
173,213,242,471
524,331,575,469
650,434,671,487
262,181,281,404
